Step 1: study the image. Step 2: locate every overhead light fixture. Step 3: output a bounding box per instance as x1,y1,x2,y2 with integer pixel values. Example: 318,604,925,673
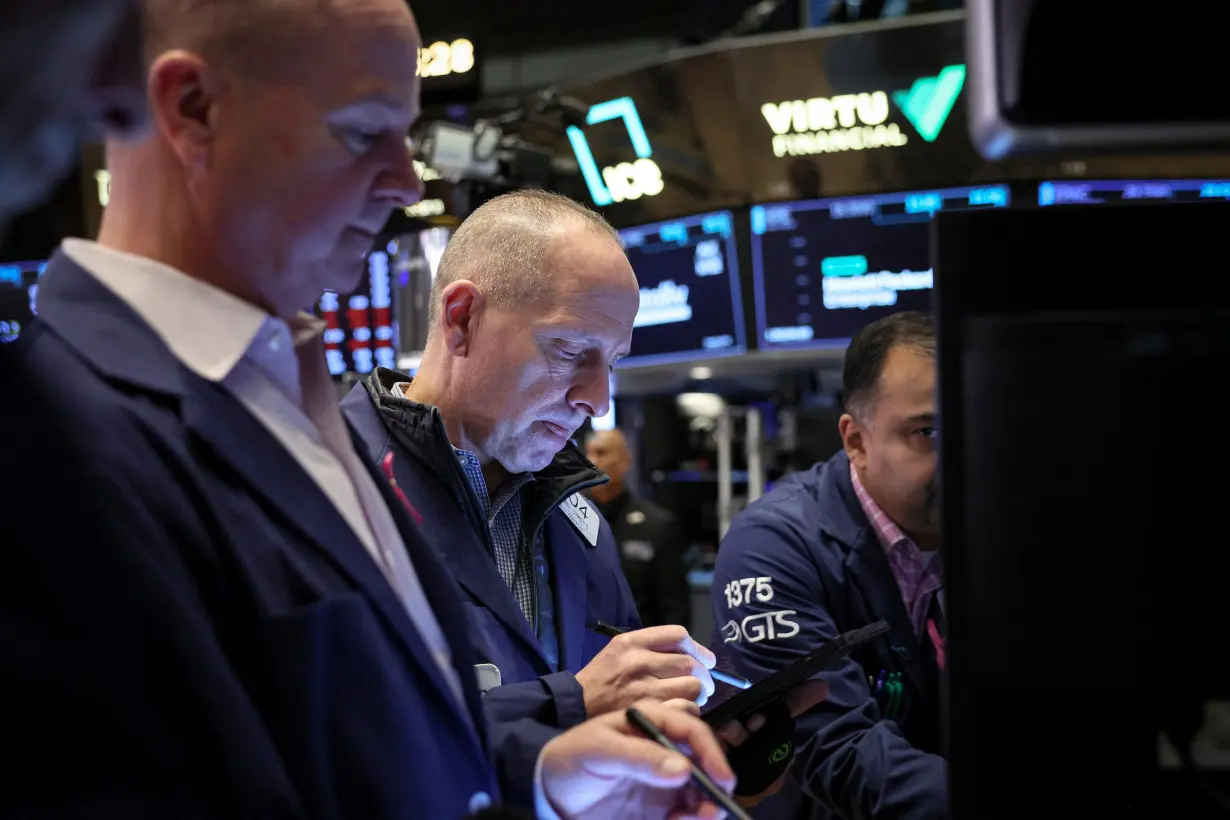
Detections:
690,366,713,380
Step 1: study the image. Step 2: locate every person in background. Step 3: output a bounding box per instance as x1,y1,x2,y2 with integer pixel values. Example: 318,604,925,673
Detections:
342,192,720,800
3,0,738,815
0,0,145,234
710,311,948,820
585,428,691,629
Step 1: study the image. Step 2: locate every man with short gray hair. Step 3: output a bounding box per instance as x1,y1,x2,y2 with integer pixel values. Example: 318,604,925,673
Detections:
10,0,738,815
344,189,722,797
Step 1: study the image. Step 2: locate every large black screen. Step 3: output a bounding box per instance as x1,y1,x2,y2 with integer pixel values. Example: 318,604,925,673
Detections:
1038,179,1230,207
0,261,45,344
751,185,1010,349
619,210,746,367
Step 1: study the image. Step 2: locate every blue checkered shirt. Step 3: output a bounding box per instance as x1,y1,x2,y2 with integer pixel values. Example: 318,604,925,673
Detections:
453,448,559,670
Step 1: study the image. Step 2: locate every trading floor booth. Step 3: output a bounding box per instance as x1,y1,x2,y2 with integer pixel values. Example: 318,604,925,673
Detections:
536,11,1230,636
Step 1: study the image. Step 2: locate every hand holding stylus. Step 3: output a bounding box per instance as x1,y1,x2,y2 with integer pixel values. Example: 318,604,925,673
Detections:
539,699,738,820
576,624,718,715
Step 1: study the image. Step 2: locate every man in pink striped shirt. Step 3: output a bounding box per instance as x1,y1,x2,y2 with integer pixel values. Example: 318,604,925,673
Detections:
711,311,948,820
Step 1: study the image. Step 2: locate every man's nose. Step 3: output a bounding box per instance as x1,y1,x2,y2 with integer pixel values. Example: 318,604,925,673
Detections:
567,365,610,419
375,139,424,208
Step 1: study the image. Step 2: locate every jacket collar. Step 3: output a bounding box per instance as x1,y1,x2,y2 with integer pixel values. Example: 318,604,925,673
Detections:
35,249,187,398
814,450,875,549
363,367,609,513
817,450,927,686
36,253,490,750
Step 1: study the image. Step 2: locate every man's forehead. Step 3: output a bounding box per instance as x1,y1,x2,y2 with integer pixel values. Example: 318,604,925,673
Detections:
299,1,420,104
875,346,935,409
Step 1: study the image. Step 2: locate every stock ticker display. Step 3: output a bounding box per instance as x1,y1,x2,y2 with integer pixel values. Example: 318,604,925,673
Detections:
1038,179,1230,206
0,261,45,344
320,247,397,377
750,185,1010,348
618,210,747,367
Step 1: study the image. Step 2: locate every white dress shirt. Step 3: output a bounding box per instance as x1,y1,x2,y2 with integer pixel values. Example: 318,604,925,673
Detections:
60,239,465,709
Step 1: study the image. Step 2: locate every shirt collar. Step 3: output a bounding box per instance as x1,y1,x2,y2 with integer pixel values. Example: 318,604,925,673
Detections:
61,239,323,387
849,460,911,553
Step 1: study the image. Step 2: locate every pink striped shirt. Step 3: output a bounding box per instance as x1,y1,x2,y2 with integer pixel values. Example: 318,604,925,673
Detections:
850,463,942,637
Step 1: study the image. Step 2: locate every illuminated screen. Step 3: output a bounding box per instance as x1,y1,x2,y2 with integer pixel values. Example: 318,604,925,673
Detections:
618,210,746,367
1038,179,1230,206
319,247,397,377
751,185,1010,348
0,260,46,344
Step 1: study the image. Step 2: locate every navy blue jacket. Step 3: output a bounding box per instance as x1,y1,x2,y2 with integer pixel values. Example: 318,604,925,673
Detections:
710,451,949,820
342,369,641,795
1,253,503,819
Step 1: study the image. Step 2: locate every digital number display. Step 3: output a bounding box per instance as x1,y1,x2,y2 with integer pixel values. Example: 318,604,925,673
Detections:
319,248,397,377
618,210,747,367
417,38,475,78
751,185,1010,348
1038,179,1230,206
0,261,45,344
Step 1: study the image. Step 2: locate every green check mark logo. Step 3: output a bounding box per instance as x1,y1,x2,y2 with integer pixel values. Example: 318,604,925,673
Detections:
892,64,966,143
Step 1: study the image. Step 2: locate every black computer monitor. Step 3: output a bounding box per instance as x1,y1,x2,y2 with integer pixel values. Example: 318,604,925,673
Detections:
0,261,45,344
750,184,1010,351
319,245,398,377
1039,179,1230,207
618,210,747,367
934,202,1230,819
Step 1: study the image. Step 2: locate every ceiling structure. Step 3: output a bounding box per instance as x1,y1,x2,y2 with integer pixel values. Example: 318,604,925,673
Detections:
408,0,796,56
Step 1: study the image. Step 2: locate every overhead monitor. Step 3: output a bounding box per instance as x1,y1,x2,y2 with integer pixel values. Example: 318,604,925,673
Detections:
319,246,397,377
750,184,1010,349
1038,179,1230,207
0,260,46,344
618,210,747,367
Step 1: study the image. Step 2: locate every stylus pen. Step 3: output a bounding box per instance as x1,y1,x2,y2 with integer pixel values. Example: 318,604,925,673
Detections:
589,621,752,690
625,706,753,820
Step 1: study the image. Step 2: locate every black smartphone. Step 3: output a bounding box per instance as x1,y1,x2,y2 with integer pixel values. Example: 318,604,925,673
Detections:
703,620,890,728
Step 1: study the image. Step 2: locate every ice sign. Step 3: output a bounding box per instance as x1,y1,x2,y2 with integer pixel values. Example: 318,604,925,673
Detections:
320,291,340,312
375,347,396,369
323,327,345,344
353,348,374,374
693,239,725,277
374,325,394,341
353,326,372,342
348,294,370,310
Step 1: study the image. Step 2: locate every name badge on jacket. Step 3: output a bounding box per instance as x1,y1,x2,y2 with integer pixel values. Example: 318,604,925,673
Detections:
474,663,502,695
561,492,600,547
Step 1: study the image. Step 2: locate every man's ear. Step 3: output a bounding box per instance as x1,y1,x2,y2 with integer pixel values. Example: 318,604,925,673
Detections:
148,50,220,170
838,413,868,471
439,280,483,357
